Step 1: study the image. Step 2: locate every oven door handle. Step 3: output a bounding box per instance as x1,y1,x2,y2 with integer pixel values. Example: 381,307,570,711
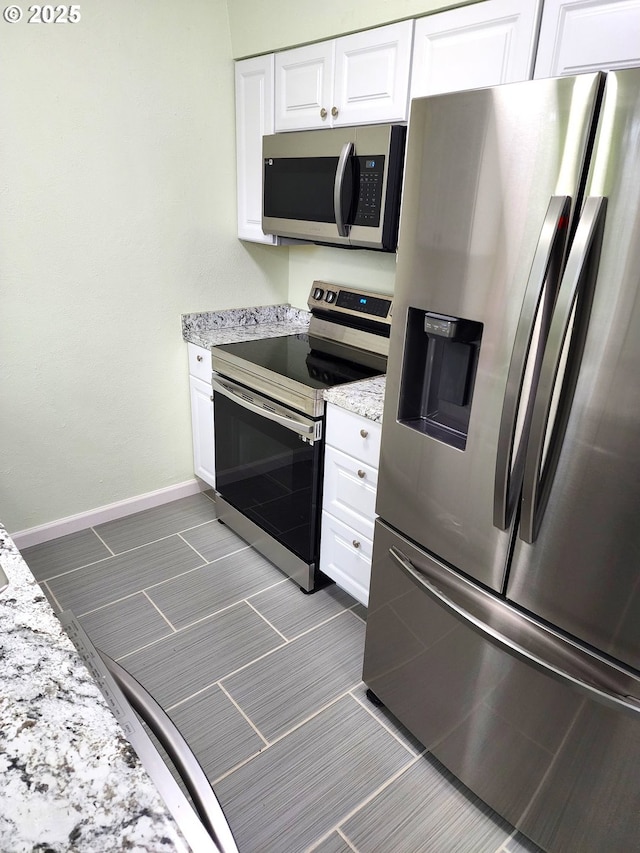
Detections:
212,376,320,441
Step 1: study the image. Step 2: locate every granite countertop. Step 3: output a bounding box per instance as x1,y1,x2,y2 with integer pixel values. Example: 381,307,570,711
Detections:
182,304,386,422
323,375,386,423
0,524,191,853
182,304,310,348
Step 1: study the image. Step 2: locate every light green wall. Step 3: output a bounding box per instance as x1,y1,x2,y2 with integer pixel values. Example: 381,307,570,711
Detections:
229,0,478,58
0,0,288,533
288,246,399,308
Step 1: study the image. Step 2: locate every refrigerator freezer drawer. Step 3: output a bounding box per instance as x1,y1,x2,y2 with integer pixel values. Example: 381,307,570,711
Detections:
363,519,640,853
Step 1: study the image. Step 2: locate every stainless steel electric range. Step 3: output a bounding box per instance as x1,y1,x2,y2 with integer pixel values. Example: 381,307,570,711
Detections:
211,283,392,592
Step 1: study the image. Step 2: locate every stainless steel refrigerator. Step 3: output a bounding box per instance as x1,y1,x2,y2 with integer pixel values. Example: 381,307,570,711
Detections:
363,69,640,852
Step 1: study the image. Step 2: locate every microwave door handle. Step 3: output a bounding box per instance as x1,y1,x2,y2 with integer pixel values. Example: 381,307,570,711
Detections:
334,142,354,237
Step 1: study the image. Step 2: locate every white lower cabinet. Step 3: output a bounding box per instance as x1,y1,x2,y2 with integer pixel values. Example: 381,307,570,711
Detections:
187,343,215,489
320,512,373,606
320,403,382,606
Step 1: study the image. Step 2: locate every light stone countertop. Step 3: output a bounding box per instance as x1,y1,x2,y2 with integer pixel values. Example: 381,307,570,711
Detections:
181,304,310,348
323,374,386,423
0,523,191,853
182,305,386,422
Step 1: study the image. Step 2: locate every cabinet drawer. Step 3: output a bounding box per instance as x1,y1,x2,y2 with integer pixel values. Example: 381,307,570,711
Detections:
187,343,211,382
323,445,377,540
325,404,381,469
320,511,372,606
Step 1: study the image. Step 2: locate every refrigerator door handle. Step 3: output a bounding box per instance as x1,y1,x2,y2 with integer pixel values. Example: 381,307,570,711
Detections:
388,545,640,718
494,195,571,530
520,196,607,544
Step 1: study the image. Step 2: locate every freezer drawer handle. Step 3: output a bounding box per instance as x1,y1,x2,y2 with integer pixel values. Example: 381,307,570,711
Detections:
520,196,607,543
494,195,571,531
388,545,640,718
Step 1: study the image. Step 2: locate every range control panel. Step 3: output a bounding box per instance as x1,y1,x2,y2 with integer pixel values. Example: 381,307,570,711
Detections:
308,282,392,323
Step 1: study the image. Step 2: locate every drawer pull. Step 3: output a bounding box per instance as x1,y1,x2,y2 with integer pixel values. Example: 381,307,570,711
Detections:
360,428,368,438
352,540,361,549
357,469,366,479
197,354,204,362
210,395,214,402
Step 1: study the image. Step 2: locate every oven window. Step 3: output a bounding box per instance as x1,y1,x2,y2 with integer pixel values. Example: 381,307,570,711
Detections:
214,393,323,564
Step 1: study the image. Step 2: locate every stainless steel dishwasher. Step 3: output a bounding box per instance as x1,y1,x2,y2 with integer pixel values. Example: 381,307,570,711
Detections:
61,611,239,853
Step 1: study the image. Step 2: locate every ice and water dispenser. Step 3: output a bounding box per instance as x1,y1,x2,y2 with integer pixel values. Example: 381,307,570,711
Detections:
398,309,483,450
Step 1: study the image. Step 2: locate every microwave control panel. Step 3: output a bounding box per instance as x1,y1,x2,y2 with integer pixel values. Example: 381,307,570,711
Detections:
353,156,384,227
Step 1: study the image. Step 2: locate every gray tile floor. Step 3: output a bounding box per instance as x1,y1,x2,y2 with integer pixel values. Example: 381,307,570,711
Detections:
22,492,542,853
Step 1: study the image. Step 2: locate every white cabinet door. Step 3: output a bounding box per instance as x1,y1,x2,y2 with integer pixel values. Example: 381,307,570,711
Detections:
333,21,414,126
275,41,335,131
411,0,542,99
189,374,216,489
235,54,277,243
323,445,378,540
320,511,373,606
275,21,414,131
534,0,640,78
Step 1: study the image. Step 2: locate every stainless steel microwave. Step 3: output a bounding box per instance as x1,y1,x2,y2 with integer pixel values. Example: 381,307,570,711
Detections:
262,124,406,252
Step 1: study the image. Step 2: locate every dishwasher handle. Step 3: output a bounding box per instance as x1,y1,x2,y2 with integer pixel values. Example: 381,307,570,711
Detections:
100,650,240,853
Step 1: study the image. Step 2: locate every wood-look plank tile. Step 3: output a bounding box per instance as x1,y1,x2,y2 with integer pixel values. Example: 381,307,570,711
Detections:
215,695,413,853
351,603,367,622
222,611,365,741
341,753,514,853
94,493,217,553
504,832,544,852
146,548,284,629
21,529,111,581
78,593,173,659
47,535,203,615
39,582,62,613
249,579,357,639
120,602,284,708
168,685,265,782
179,519,248,563
350,682,424,755
310,832,354,853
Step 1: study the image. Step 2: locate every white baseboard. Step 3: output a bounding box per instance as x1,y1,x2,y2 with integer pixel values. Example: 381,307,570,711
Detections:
11,480,209,550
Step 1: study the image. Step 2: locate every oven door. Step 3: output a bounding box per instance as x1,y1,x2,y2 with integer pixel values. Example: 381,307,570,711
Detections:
212,375,324,573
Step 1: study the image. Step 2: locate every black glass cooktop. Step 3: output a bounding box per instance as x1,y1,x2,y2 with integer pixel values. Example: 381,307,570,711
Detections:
213,333,382,390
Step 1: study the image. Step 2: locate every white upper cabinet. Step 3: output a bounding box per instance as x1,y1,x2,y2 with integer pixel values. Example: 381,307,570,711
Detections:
275,21,414,131
235,54,277,243
534,0,640,78
411,0,543,99
274,40,334,132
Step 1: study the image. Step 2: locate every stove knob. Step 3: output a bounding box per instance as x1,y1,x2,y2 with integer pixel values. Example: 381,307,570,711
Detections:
313,287,324,301
325,290,337,304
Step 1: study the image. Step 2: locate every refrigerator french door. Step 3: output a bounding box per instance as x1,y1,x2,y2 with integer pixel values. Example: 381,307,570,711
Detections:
364,69,640,853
